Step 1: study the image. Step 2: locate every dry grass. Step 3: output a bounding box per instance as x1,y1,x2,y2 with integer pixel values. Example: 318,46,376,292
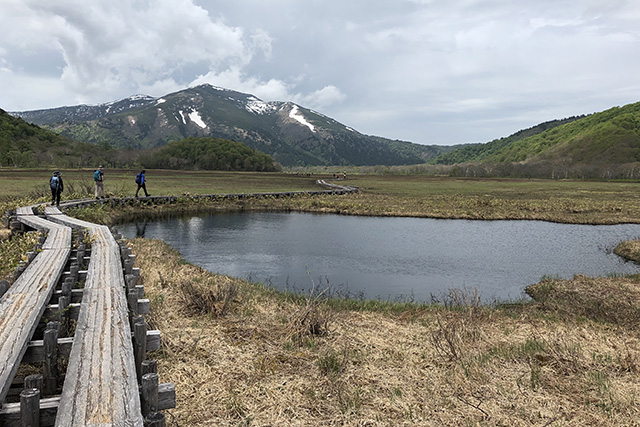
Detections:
130,238,640,426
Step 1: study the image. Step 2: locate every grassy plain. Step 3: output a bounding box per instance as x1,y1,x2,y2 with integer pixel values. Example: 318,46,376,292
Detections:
4,168,640,224
2,170,640,425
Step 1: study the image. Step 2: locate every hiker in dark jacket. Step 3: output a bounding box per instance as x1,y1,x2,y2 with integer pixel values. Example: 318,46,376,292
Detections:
135,170,150,197
49,171,64,206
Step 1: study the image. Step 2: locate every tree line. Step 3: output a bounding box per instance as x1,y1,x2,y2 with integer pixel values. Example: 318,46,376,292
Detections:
138,137,281,172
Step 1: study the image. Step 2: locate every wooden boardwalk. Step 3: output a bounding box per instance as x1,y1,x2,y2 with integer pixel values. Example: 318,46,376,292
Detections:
0,206,71,407
45,208,144,426
1,184,356,425
1,205,171,426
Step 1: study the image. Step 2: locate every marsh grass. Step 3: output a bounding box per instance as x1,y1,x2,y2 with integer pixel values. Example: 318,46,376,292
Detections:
4,172,640,424
130,238,640,426
4,170,640,225
0,231,39,282
176,279,238,317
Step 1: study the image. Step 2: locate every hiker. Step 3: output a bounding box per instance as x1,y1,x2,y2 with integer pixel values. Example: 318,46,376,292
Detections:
135,169,150,197
94,165,104,199
49,170,64,206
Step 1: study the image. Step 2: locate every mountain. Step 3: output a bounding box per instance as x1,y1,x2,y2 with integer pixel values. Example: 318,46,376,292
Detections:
432,101,640,168
12,85,455,167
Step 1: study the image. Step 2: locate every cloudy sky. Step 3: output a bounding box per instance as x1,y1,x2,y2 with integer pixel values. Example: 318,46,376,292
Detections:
2,0,639,145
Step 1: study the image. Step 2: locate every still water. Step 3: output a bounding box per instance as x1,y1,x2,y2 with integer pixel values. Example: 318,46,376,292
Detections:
118,212,640,302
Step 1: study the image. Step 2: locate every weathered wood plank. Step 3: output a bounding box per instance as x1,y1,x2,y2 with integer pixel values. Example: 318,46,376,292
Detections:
0,384,175,426
45,215,144,426
0,207,71,407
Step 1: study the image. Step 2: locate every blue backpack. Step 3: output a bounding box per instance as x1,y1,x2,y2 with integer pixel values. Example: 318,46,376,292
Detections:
94,170,102,181
135,173,142,185
50,175,60,190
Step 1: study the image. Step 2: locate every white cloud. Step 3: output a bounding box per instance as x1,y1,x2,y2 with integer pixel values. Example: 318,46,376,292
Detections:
2,0,640,144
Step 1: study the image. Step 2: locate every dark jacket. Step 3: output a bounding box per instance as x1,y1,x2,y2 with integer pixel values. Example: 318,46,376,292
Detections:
50,175,64,193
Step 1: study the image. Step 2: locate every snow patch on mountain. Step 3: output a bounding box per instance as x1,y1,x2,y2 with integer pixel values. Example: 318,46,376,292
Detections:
156,98,166,105
289,105,315,132
188,110,207,129
245,96,276,115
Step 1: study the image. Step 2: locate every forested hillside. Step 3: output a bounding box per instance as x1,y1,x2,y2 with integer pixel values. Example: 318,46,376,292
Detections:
429,101,640,179
432,116,586,165
486,102,640,164
139,137,280,171
0,108,116,168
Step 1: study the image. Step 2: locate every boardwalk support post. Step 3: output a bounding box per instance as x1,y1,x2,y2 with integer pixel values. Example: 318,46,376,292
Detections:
20,388,40,427
24,374,43,391
0,280,8,298
142,360,157,376
43,322,60,395
141,372,159,417
133,316,147,382
144,411,166,427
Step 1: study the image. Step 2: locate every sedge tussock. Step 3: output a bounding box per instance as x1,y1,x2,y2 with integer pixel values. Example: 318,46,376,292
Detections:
130,238,640,426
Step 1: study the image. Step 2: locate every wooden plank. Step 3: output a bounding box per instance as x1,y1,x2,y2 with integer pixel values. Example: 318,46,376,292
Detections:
0,207,71,407
45,216,144,426
0,384,175,426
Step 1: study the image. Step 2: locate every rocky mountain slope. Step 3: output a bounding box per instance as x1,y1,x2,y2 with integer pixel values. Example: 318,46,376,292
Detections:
13,85,453,167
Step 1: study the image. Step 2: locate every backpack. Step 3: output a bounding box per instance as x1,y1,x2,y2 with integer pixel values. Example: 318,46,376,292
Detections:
50,175,59,190
135,173,142,185
94,170,101,181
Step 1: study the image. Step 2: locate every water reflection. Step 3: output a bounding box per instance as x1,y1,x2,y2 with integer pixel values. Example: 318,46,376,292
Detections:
135,222,148,237
118,212,640,302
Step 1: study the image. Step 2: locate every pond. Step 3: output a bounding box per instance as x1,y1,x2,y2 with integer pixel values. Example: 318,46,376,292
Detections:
118,212,640,302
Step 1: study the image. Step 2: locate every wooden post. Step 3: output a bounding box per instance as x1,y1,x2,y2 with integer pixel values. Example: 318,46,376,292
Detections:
142,360,158,376
120,245,132,261
0,280,8,298
43,324,59,395
144,412,165,427
14,263,26,279
125,274,138,292
62,277,73,299
20,388,40,427
24,374,43,391
128,288,139,319
124,258,135,275
141,372,159,417
77,243,86,260
133,316,147,382
57,295,69,335
69,262,79,283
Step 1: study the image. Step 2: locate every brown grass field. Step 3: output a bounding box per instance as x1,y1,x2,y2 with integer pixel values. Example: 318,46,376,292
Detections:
2,170,640,425
131,238,640,426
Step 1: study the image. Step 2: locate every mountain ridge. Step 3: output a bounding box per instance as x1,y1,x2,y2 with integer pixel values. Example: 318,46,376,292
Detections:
12,84,453,167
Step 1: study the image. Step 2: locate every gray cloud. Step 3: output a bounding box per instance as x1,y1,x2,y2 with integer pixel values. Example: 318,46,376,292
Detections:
1,0,639,145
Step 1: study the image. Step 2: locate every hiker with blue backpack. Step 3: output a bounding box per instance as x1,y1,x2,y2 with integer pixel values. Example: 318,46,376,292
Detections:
94,165,104,199
135,170,150,197
49,171,64,206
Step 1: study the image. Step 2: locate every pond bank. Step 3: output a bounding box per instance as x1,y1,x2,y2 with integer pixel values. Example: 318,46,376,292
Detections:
131,236,640,426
